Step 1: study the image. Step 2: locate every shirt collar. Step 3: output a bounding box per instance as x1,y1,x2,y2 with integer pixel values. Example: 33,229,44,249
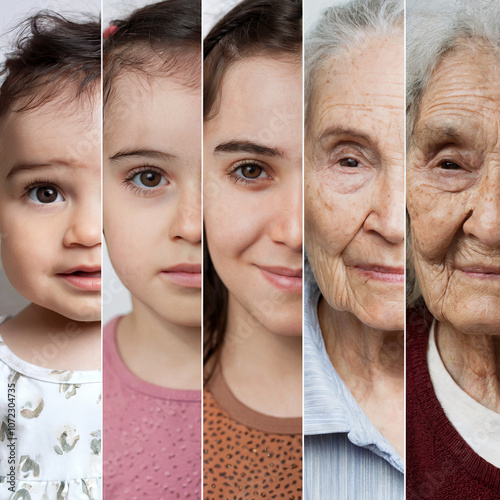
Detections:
304,262,404,473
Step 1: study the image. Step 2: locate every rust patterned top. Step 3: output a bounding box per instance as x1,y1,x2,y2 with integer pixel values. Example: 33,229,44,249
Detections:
203,368,302,499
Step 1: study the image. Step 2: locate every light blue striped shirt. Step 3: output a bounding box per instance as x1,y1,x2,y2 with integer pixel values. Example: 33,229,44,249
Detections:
304,265,404,499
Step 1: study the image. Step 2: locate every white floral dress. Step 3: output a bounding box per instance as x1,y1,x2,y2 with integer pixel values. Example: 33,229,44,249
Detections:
0,319,101,499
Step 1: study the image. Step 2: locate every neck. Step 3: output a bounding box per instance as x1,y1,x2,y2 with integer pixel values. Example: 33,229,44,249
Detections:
319,297,404,389
437,321,500,412
117,297,201,390
219,295,302,418
0,303,100,370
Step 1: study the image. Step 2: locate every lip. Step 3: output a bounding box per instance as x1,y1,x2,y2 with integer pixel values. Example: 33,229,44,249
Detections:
57,266,101,291
161,263,202,288
353,264,405,283
257,265,302,293
459,266,500,279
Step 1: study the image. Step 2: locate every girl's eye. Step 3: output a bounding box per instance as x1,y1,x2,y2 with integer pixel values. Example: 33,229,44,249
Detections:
131,170,167,188
339,158,360,168
234,163,269,180
439,160,461,170
28,186,63,204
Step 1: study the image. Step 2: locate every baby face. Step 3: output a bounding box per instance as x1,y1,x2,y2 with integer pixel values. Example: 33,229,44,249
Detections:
103,72,201,326
0,94,101,322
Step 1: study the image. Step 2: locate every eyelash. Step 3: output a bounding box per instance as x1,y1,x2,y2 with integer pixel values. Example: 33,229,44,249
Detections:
23,179,64,204
226,160,272,186
123,165,169,196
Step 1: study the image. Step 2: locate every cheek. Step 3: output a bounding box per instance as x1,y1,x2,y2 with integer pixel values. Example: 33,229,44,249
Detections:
407,178,469,261
305,172,368,258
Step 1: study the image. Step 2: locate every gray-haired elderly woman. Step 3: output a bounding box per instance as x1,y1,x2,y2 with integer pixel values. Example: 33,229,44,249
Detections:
304,0,404,498
406,1,500,499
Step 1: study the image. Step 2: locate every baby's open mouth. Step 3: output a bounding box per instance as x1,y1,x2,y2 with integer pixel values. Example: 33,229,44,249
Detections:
67,270,101,278
58,268,101,291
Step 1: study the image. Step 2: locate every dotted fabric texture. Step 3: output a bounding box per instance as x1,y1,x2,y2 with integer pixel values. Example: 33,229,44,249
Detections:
103,317,202,499
203,369,302,499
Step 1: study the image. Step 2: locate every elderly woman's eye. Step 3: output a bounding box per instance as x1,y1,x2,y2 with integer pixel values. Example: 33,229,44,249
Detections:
339,158,360,168
439,160,461,170
131,169,168,189
28,185,64,204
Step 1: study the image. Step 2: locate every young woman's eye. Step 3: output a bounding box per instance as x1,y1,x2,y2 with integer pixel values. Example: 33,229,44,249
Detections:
339,157,360,168
131,170,168,188
28,185,63,204
233,163,270,180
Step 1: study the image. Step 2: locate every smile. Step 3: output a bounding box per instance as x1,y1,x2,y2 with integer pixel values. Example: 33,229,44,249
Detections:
58,266,101,291
257,265,303,294
161,264,202,288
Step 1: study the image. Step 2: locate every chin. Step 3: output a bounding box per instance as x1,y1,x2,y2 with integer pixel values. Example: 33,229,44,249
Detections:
357,303,404,332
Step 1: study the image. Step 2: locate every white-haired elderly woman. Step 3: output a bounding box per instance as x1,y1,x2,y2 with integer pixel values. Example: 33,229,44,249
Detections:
406,1,500,498
304,0,404,498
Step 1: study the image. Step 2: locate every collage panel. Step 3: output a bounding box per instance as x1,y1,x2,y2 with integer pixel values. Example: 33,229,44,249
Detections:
0,0,102,498
303,0,405,498
102,0,202,498
202,0,303,498
406,0,500,498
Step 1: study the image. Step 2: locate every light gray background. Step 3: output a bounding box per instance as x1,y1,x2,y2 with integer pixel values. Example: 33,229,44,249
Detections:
0,0,99,316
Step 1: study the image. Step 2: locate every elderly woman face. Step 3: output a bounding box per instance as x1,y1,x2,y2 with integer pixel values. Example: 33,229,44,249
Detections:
305,36,404,331
407,43,500,335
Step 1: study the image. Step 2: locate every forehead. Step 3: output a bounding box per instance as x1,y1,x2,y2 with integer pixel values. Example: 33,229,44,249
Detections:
415,43,500,137
0,95,100,174
310,35,404,132
206,56,302,153
105,72,201,152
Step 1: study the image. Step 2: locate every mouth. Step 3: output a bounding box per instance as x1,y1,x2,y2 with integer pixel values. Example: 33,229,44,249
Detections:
459,266,500,279
161,264,202,288
58,267,101,291
353,264,405,283
257,265,303,294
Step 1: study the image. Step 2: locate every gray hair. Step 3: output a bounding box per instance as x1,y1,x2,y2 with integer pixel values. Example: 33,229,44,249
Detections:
304,0,403,130
407,0,500,142
406,0,500,308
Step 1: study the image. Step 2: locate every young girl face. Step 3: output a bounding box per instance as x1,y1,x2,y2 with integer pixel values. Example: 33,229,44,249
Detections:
104,71,201,326
204,56,302,336
0,91,101,322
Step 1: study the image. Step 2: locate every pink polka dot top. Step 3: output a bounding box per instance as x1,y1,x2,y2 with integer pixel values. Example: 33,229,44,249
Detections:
103,317,201,499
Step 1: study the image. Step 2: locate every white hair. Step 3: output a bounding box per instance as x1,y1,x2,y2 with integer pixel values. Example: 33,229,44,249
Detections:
304,0,403,130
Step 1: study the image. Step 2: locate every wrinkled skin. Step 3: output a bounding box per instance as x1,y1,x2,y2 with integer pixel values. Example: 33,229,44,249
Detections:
306,36,405,331
407,43,500,336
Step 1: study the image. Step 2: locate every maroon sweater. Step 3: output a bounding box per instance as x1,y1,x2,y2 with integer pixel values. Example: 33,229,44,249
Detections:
407,309,500,500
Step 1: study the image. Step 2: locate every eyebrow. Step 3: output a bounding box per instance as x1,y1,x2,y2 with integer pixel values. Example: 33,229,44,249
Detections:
213,140,285,158
412,124,463,145
317,126,375,146
6,161,75,179
109,149,177,163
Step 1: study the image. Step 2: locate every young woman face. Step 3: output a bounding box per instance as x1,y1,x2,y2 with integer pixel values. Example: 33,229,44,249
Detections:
104,72,202,327
204,56,302,337
0,92,101,322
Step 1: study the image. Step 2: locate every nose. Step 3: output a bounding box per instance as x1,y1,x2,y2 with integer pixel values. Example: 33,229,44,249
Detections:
363,168,404,245
63,196,101,248
462,170,500,247
169,182,202,244
269,177,302,252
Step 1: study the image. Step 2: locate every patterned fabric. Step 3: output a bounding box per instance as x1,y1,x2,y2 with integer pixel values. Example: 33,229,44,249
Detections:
303,265,404,500
203,368,302,499
103,317,202,500
0,318,101,499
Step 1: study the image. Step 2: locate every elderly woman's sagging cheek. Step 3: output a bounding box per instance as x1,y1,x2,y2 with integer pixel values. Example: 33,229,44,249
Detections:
407,45,500,335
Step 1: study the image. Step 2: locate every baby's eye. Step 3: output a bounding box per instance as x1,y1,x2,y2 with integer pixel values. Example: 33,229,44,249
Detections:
339,158,360,168
131,170,168,188
234,163,269,180
28,186,63,204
